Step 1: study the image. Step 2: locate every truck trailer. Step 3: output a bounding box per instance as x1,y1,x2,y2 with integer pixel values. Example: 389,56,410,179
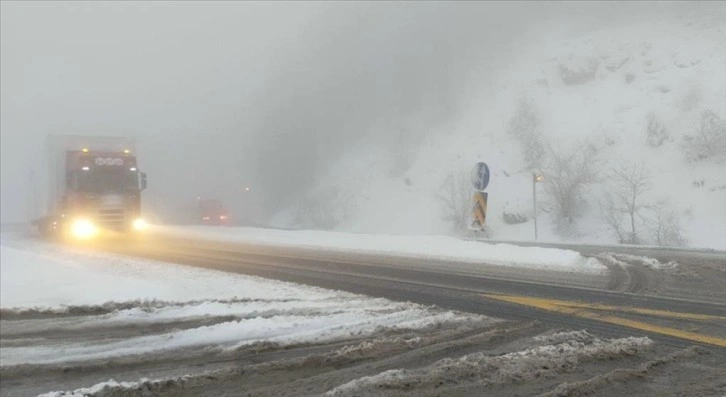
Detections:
34,135,148,239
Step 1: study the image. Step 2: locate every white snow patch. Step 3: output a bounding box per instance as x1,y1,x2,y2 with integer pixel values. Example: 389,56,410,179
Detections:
612,253,680,271
38,379,143,397
0,240,338,309
0,239,493,367
153,225,606,274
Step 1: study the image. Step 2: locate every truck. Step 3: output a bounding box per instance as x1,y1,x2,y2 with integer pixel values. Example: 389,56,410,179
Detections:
34,135,148,239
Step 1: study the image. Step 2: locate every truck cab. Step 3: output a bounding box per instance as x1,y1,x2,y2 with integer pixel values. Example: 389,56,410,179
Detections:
63,150,147,233
36,136,148,239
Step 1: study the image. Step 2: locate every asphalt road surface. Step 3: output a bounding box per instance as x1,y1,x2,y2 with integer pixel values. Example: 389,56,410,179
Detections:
109,235,726,347
1,233,724,396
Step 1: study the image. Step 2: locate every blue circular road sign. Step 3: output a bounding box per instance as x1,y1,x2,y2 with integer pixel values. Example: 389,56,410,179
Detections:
471,162,490,191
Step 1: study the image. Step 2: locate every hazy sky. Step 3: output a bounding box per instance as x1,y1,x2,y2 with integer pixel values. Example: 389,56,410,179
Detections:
0,1,703,223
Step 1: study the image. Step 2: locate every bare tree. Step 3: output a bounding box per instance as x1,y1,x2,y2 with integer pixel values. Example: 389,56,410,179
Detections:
599,192,627,243
651,209,687,247
610,163,652,244
543,144,598,236
436,171,473,235
601,163,688,247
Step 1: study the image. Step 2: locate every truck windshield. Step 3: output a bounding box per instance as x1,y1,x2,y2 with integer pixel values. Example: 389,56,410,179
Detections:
77,169,139,193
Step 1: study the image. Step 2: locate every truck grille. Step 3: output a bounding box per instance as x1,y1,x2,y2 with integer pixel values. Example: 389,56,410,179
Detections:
97,208,127,231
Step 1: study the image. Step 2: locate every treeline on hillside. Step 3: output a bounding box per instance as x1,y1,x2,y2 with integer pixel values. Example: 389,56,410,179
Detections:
438,98,725,246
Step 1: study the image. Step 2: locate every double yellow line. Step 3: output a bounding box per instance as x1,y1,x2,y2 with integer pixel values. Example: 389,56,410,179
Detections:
483,294,726,347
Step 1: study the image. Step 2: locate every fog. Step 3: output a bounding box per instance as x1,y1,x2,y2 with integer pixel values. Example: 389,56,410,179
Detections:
0,1,704,224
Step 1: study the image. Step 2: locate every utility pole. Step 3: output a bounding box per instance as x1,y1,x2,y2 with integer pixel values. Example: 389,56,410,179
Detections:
532,172,543,240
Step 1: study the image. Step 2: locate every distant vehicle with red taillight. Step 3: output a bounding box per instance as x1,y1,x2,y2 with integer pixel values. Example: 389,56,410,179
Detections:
198,199,231,226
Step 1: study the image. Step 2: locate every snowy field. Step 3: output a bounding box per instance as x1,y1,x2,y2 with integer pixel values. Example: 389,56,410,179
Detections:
153,225,606,274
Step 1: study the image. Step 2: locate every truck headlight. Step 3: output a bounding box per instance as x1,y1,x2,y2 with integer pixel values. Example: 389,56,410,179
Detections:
132,218,148,231
71,219,97,239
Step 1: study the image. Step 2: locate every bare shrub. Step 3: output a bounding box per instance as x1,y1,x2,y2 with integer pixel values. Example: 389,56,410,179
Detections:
651,209,687,247
683,109,726,163
600,192,627,244
436,171,473,235
502,198,530,225
543,144,598,236
508,97,547,170
645,113,669,147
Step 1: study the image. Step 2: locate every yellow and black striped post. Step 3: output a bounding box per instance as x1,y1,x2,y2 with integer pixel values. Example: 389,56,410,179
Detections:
472,191,488,230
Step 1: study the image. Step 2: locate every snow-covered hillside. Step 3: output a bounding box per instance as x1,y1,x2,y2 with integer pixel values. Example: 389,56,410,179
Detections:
272,9,726,249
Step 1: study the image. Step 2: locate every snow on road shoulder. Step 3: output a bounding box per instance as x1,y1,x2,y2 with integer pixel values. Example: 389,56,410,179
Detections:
0,240,338,309
154,226,606,274
0,238,495,368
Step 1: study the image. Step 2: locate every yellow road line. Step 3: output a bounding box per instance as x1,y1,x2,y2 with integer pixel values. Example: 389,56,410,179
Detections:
483,294,726,347
484,294,726,321
579,303,726,321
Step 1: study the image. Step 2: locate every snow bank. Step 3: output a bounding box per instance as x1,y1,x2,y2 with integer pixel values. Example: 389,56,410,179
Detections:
0,242,337,309
154,225,605,274
38,380,141,397
327,333,653,395
0,239,493,367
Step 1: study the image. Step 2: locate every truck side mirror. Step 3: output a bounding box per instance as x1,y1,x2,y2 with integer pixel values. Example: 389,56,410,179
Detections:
140,172,148,190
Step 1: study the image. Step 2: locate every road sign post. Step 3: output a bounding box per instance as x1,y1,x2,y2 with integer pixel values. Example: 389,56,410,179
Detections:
470,162,490,232
532,172,543,240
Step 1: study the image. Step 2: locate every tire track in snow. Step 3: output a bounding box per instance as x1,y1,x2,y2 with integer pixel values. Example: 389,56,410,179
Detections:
538,346,705,397
28,325,723,397
1,316,502,397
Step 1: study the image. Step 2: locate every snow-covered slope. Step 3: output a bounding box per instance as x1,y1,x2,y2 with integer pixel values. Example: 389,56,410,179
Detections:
272,9,726,249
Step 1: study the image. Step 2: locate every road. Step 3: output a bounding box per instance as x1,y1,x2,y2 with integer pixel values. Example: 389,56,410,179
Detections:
104,235,726,347
1,232,725,396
